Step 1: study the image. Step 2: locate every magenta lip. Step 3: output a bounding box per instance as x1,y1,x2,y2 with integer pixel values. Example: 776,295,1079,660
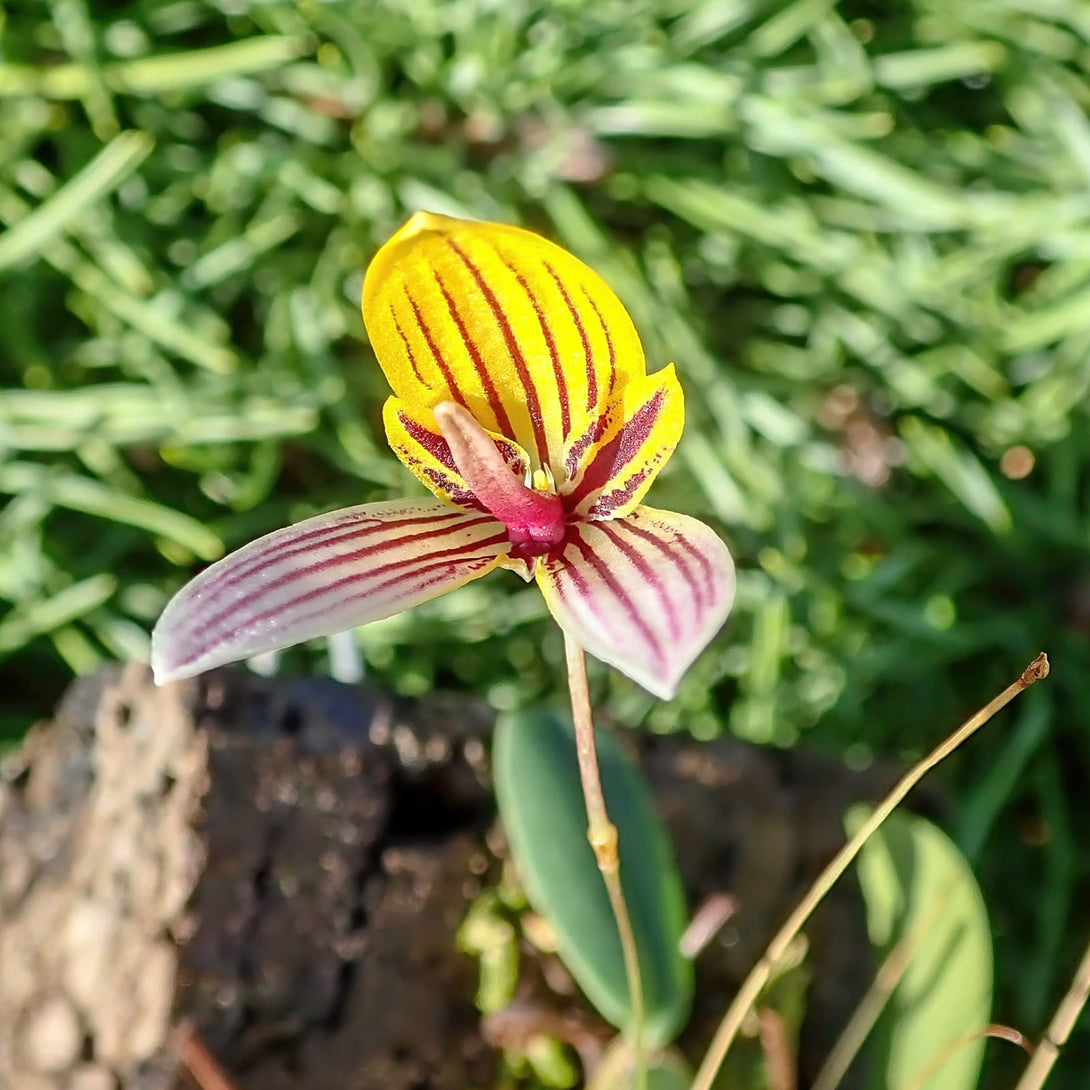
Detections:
504,497,568,559
431,399,568,558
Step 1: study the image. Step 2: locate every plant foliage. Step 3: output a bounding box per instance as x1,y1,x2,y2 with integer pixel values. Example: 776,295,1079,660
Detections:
851,806,994,1090
1,2,1089,1078
494,707,692,1046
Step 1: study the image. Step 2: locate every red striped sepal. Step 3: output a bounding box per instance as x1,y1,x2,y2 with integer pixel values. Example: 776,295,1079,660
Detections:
536,506,735,699
362,212,646,481
382,396,530,513
151,499,510,683
562,366,683,521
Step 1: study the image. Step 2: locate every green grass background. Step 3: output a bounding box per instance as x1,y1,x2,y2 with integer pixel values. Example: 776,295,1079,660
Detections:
2,0,1090,1083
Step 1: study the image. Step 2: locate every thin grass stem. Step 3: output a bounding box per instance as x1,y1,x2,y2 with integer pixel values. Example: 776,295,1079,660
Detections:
904,1025,1032,1090
811,879,958,1090
691,653,1050,1090
178,1026,240,1090
1012,934,1090,1090
564,632,646,1090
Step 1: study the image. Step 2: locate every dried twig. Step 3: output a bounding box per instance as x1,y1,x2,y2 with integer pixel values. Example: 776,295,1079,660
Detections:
178,1027,241,1090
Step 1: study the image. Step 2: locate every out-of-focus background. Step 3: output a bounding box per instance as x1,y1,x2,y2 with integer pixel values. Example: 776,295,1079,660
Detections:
2,0,1089,1083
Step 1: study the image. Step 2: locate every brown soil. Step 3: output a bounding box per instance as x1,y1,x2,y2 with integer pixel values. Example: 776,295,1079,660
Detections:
0,665,913,1089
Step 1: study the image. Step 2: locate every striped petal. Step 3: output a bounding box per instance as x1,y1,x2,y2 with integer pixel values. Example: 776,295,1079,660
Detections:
562,365,684,521
151,499,509,683
362,212,646,478
383,396,529,511
536,506,735,699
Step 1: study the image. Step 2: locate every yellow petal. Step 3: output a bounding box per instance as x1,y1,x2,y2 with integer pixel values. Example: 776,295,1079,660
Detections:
362,212,646,477
562,364,684,521
383,396,529,511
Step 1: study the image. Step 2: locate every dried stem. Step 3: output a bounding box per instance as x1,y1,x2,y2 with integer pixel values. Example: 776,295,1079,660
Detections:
564,633,646,1090
758,1007,797,1090
178,1026,240,1090
691,653,1050,1090
1013,934,1090,1090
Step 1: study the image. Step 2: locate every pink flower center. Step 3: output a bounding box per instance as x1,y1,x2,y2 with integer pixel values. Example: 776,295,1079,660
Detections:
433,401,566,558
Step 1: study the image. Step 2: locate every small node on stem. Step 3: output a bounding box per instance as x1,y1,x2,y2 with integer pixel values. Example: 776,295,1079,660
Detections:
1013,927,1090,1090
564,632,646,1089
589,820,619,872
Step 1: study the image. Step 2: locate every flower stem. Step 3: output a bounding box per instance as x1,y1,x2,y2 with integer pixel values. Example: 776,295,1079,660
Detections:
564,633,646,1089
690,652,1050,1090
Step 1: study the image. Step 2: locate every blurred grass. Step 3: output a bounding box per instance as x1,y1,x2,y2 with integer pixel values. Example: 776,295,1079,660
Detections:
2,0,1090,1083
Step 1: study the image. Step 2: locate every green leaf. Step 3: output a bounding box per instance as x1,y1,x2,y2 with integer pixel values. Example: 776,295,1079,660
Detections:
899,416,1012,533
0,574,116,655
0,131,152,271
849,807,994,1090
493,708,691,1046
0,37,311,99
0,462,223,561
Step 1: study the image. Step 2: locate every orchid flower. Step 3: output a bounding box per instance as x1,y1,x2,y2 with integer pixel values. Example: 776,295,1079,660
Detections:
151,213,735,698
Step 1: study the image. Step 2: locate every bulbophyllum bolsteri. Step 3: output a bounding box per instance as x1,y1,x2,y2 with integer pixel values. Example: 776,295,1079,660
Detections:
152,212,734,696
151,213,738,1080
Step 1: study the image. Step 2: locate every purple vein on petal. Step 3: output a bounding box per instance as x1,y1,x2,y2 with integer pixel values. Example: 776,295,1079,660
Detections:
181,530,509,667
610,516,710,612
430,267,515,439
550,545,619,639
566,387,665,512
562,526,667,668
490,242,571,437
390,304,428,385
170,551,502,679
543,260,597,414
596,522,682,640
445,239,550,468
581,286,617,402
406,286,473,410
190,510,468,609
177,515,498,645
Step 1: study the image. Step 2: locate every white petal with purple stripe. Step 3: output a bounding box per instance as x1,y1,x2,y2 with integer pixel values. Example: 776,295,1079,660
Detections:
151,499,509,683
536,505,735,699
